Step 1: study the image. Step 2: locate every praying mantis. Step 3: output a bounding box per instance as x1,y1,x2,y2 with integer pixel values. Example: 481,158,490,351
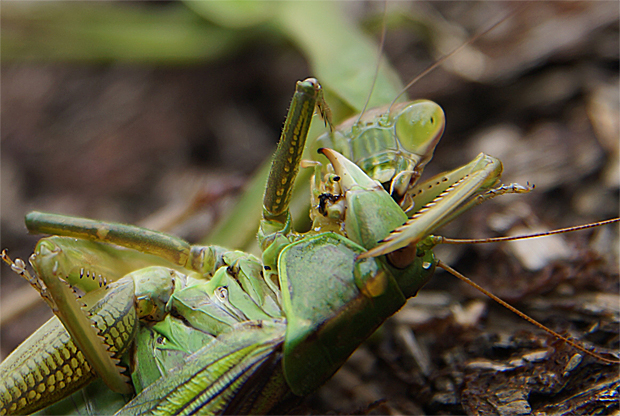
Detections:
1,1,620,414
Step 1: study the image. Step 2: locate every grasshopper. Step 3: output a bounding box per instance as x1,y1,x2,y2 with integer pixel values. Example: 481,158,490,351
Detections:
1,1,620,414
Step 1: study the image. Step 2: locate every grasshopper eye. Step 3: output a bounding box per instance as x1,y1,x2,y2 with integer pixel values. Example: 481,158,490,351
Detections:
394,100,445,158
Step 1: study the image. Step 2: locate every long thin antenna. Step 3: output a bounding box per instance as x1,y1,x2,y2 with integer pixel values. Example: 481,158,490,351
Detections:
356,1,388,125
388,5,525,114
438,260,619,364
437,218,620,245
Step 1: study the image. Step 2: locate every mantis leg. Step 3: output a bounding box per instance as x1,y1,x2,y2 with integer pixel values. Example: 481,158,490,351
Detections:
359,153,531,259
1,236,183,416
259,78,330,286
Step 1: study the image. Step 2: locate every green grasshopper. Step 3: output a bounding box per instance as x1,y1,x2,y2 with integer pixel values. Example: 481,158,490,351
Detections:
2,76,617,415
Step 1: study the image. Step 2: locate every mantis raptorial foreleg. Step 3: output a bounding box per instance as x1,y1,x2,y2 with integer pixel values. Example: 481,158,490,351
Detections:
0,248,179,413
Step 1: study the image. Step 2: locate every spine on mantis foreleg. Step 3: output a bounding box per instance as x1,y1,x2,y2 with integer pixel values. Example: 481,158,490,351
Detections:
0,239,180,415
0,271,138,415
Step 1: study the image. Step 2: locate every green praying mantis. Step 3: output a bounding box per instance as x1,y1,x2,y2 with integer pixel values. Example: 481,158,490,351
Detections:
1,3,619,415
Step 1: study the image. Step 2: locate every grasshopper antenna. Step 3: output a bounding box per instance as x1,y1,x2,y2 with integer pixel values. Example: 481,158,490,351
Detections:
434,217,620,364
388,4,526,115
356,1,388,125
437,218,620,245
438,260,620,364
